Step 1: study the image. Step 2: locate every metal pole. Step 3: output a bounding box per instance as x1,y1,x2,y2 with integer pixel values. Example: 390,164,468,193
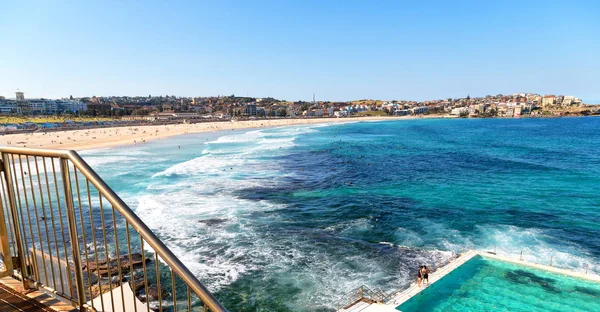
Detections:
60,158,85,309
1,154,29,289
520,250,523,261
586,264,588,274
550,256,553,266
0,176,14,277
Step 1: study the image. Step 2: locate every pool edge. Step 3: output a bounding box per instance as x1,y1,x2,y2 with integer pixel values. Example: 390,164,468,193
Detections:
388,250,599,311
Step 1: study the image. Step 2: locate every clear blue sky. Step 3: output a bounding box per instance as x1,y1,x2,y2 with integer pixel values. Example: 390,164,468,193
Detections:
1,0,599,102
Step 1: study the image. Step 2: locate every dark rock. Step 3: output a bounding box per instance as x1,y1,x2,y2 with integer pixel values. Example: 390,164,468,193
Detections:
85,253,150,277
197,218,228,227
138,284,169,302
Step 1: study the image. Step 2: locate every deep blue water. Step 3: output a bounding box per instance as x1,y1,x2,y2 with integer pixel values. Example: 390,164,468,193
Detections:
81,117,600,311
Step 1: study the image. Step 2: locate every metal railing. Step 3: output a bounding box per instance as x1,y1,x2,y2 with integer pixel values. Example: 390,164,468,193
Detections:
335,285,378,311
489,245,594,275
0,147,228,312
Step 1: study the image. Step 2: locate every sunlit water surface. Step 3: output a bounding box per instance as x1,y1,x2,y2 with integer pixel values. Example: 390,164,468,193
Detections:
81,117,600,311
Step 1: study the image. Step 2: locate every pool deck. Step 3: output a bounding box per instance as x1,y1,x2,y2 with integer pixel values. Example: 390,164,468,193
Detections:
340,249,599,312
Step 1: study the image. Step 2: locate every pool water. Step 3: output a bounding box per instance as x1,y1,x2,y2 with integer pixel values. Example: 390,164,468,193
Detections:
397,256,600,312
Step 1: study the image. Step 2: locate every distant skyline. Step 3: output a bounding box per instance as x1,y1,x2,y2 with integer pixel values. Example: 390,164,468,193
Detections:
1,0,599,103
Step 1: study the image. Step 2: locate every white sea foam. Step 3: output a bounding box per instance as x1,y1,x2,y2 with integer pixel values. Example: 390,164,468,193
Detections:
133,189,287,290
82,155,138,167
152,154,248,177
476,224,598,274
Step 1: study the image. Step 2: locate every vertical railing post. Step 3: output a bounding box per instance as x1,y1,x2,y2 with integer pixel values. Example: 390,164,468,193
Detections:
550,256,553,266
0,161,14,278
1,154,30,289
60,158,85,309
520,250,523,261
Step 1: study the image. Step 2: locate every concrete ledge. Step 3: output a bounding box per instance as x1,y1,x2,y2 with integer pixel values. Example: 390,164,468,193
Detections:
478,251,600,283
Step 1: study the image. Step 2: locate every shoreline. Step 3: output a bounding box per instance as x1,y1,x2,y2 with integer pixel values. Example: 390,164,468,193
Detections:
0,116,426,151
3,114,594,152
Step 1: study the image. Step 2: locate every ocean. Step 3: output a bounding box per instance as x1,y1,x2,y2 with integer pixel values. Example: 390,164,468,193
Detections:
80,117,600,311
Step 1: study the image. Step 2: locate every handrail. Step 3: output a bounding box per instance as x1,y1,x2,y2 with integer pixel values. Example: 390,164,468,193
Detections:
67,151,225,311
0,147,228,311
335,284,393,311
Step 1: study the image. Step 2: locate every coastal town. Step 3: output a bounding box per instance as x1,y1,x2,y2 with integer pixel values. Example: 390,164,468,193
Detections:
0,91,598,131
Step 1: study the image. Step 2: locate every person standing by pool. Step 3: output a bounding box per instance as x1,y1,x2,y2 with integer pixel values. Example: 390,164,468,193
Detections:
417,265,429,287
422,265,429,286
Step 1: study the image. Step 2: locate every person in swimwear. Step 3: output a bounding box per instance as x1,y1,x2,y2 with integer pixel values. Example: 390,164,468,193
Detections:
417,265,429,287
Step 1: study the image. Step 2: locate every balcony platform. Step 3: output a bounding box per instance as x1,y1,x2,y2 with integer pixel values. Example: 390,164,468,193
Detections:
0,277,75,312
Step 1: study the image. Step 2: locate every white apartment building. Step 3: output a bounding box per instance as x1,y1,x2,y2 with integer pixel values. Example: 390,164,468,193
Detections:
0,98,86,115
55,100,87,113
562,96,575,106
28,99,58,114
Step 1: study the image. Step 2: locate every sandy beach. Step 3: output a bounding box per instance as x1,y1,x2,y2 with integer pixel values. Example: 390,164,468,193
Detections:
0,116,423,151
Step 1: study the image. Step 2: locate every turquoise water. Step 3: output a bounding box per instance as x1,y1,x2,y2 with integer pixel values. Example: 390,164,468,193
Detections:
397,255,600,312
79,117,600,311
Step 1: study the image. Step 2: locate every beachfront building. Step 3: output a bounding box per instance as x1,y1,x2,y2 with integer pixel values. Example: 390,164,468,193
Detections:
244,104,257,116
26,99,86,114
334,110,348,117
450,107,468,116
0,99,21,114
0,96,86,115
410,106,429,115
394,109,410,116
155,112,202,121
28,99,58,114
55,99,87,113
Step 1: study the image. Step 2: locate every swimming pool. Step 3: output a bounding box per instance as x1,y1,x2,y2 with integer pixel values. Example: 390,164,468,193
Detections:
397,255,600,312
